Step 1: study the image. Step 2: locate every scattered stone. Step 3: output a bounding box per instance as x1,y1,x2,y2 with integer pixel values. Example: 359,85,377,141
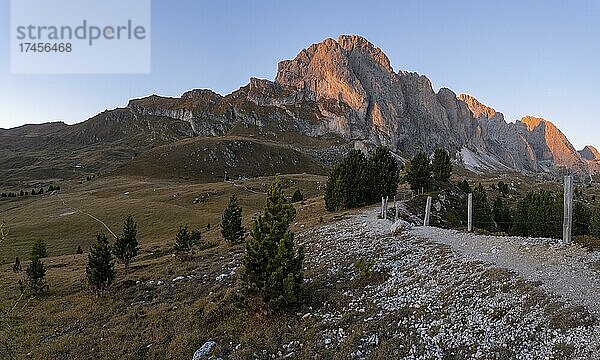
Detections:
192,341,216,360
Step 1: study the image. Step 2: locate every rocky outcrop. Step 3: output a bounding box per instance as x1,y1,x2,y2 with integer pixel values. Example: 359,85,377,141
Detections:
579,145,600,176
516,116,588,174
580,145,600,161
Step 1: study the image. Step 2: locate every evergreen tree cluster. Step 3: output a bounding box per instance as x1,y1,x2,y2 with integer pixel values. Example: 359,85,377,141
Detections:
463,183,600,240
325,147,400,212
85,216,140,296
173,225,202,257
241,178,304,310
404,149,453,192
1,185,60,199
513,189,563,238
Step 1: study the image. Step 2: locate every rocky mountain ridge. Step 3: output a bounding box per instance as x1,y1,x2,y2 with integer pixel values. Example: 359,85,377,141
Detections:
127,34,595,177
2,34,597,185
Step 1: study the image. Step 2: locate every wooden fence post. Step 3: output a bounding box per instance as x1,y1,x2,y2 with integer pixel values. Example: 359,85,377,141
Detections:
467,193,473,232
563,175,573,243
424,196,432,226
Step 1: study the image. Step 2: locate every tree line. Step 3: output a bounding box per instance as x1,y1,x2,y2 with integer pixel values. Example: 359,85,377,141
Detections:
1,185,61,199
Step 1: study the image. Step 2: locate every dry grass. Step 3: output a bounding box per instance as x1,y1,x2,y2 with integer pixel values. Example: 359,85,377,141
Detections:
0,174,327,263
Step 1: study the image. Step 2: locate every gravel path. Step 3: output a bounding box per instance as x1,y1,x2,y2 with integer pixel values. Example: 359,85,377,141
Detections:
294,207,600,359
410,226,600,315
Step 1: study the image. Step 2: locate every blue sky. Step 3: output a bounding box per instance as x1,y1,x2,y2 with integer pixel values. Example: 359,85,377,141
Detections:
1,0,598,149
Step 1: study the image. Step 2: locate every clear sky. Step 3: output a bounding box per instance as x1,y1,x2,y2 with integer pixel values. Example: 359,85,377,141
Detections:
1,0,598,149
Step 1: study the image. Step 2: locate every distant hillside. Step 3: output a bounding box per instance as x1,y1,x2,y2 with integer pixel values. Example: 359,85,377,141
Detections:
0,109,192,187
114,136,329,181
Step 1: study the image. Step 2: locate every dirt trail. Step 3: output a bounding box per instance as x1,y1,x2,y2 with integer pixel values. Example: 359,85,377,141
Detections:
410,226,600,315
294,206,599,359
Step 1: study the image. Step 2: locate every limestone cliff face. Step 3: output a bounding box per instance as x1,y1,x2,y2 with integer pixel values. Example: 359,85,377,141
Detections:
579,145,600,175
272,35,593,176
516,116,588,173
122,34,596,177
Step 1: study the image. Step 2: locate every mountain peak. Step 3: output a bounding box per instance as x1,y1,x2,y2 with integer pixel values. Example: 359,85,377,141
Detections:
337,35,393,72
457,93,497,119
520,115,552,131
580,145,600,160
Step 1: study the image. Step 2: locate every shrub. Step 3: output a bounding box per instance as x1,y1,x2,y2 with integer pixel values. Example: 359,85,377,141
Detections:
221,195,245,245
431,148,452,184
241,177,304,311
112,216,140,269
173,226,202,257
76,245,83,254
30,239,47,260
86,232,116,297
291,189,304,203
354,258,375,280
404,151,432,192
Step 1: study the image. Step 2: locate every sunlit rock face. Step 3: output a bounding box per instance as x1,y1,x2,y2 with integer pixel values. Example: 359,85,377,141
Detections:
124,34,595,177
579,145,600,175
273,35,594,176
516,116,589,174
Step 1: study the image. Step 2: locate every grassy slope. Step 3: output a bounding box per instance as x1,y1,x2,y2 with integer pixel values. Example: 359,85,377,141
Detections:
0,174,337,359
0,174,327,263
113,136,329,182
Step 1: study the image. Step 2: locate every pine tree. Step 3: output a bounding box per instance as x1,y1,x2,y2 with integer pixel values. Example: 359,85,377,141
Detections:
241,177,304,310
573,201,591,236
404,151,432,192
86,232,115,297
473,184,494,231
26,256,47,296
221,195,245,245
13,257,21,273
173,226,202,257
324,150,367,211
589,207,600,239
458,180,472,194
30,239,47,260
493,197,513,234
514,190,562,238
431,148,452,185
112,216,140,269
291,189,304,203
365,146,399,203
76,245,83,254
497,181,509,196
